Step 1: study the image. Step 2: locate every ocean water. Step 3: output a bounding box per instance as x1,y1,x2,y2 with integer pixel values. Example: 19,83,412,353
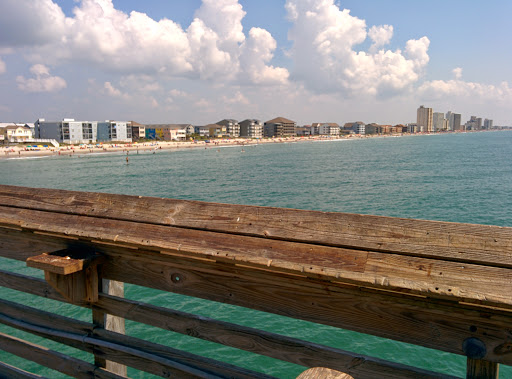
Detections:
1,131,511,378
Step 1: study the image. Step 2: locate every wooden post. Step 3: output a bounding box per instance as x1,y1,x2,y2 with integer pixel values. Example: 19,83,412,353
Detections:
463,337,499,379
466,359,499,379
92,279,127,377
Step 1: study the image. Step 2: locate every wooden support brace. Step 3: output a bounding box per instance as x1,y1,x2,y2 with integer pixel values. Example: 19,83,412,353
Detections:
26,249,104,304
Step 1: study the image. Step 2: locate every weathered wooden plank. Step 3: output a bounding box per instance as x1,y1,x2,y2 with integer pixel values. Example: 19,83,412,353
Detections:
93,295,455,379
0,208,511,308
0,185,510,267
2,237,512,367
99,250,512,366
0,298,273,379
0,332,125,379
92,278,127,376
0,270,460,378
0,362,44,379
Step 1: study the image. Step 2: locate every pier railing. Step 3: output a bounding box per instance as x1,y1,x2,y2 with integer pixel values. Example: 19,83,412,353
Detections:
0,185,510,378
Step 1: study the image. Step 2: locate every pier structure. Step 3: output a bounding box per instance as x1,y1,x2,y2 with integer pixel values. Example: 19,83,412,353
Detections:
0,185,511,378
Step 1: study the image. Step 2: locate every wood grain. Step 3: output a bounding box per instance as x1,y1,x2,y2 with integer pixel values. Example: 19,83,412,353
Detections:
0,298,272,379
0,270,457,379
0,207,511,308
0,184,510,267
0,331,125,379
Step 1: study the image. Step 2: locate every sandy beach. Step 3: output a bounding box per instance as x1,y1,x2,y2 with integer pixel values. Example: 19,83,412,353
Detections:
0,135,371,160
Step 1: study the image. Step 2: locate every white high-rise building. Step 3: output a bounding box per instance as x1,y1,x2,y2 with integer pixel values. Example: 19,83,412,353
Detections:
445,111,454,131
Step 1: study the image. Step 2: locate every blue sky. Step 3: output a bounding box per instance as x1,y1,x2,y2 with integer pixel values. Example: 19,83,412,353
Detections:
0,0,511,126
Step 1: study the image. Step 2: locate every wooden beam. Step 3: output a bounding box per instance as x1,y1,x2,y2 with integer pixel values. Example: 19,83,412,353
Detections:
0,362,43,379
100,250,512,366
3,242,512,367
0,298,273,379
1,208,512,309
0,184,510,268
0,332,125,379
0,270,457,379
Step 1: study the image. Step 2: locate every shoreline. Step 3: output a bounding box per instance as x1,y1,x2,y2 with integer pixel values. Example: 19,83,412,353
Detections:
0,130,504,160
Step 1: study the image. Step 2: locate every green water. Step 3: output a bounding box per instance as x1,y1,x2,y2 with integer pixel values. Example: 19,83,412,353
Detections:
1,131,511,378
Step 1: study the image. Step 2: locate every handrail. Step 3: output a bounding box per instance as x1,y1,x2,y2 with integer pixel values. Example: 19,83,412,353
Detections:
0,185,510,378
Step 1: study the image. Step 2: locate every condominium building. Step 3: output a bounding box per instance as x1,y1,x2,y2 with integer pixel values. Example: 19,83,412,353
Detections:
239,119,263,139
264,117,296,137
484,119,494,129
216,119,240,138
433,112,445,131
452,114,462,131
97,121,132,143
417,105,433,132
35,118,98,144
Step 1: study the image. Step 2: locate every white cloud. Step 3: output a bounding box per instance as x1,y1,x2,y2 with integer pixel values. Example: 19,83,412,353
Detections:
16,64,66,92
2,0,287,86
368,25,393,52
103,81,130,100
0,57,5,74
0,0,68,47
29,63,50,76
285,0,430,97
418,79,512,104
239,28,289,85
222,90,249,105
453,67,463,80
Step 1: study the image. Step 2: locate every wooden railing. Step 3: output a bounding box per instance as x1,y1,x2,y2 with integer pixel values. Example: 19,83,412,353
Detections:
0,185,511,378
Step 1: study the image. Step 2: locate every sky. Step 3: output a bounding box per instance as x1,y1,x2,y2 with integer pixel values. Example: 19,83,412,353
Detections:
0,0,511,126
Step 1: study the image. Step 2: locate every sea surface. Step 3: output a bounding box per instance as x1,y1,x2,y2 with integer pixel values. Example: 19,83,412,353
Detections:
1,131,511,378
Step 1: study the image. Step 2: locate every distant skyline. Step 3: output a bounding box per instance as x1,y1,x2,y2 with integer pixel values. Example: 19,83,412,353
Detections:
0,0,511,125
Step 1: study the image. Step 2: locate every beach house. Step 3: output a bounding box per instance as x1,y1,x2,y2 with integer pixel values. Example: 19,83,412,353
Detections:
0,124,32,144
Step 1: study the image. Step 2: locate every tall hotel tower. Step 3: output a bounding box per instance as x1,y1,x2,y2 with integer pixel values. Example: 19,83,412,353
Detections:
417,105,433,132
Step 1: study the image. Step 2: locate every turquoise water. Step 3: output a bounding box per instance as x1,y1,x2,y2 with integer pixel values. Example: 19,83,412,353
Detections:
1,131,511,378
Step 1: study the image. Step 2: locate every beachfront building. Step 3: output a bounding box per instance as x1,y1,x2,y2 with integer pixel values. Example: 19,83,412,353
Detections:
97,121,132,143
185,125,195,136
0,124,33,145
484,119,494,130
264,117,296,137
216,119,240,138
205,124,227,138
35,118,98,144
239,119,263,138
433,112,445,132
143,124,187,141
344,122,366,135
417,105,433,132
129,121,145,140
318,123,340,136
194,126,210,137
294,126,313,136
452,114,462,131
